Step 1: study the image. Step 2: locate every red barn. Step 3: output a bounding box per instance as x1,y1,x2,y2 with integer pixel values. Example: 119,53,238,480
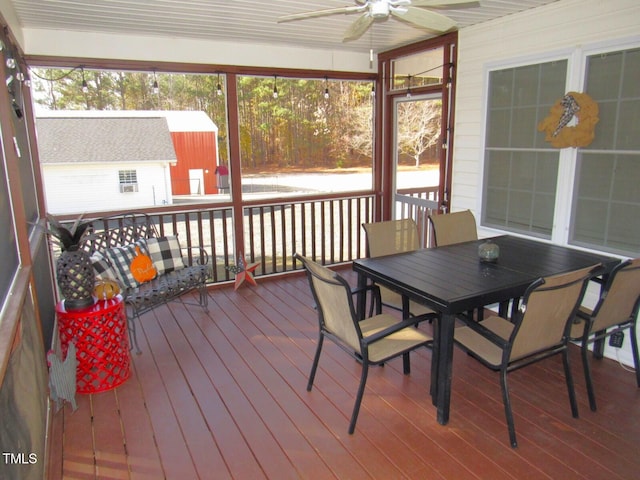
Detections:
164,111,221,195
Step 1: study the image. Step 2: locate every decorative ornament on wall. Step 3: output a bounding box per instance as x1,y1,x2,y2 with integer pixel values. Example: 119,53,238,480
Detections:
537,91,599,148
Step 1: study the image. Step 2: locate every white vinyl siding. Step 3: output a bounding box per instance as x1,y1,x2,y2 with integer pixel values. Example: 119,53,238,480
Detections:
454,0,640,366
42,163,172,214
454,0,639,220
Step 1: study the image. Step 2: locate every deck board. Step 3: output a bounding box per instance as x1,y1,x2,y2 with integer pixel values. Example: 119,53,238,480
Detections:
90,392,129,479
114,376,164,480
47,269,640,479
61,392,96,479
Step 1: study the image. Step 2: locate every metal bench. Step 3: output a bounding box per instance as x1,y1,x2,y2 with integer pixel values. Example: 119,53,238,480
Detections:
79,213,210,353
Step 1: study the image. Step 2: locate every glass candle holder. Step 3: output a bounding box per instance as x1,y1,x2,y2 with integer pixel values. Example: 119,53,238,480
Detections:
478,239,500,263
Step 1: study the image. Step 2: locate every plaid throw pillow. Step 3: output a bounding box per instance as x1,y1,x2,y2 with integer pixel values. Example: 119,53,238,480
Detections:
90,252,117,281
146,236,185,275
105,240,148,289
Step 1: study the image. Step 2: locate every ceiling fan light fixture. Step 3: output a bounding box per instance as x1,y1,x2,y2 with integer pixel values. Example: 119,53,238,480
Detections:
370,0,390,19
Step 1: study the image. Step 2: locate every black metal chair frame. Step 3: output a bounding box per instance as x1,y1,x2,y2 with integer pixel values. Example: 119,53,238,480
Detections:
454,266,597,447
571,258,640,411
296,253,432,434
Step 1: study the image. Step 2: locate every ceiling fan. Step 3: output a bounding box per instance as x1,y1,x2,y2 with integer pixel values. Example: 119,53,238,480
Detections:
277,0,481,42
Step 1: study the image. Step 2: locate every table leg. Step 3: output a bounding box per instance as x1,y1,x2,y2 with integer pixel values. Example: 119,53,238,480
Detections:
435,312,455,425
356,273,367,320
593,330,606,358
592,278,608,359
430,316,439,403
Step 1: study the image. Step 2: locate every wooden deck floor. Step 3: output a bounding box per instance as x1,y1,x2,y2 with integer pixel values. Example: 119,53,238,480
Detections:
47,269,640,480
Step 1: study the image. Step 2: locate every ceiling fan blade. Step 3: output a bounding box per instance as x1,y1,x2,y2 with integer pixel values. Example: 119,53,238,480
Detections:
410,0,480,8
393,6,457,31
343,14,374,42
278,6,364,23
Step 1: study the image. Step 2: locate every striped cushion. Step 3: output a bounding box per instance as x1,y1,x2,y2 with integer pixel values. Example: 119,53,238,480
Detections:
146,236,185,275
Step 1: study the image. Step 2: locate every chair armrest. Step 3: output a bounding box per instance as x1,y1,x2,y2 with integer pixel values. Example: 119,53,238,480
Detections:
350,284,382,315
350,283,379,295
184,246,209,266
362,317,430,346
457,315,511,349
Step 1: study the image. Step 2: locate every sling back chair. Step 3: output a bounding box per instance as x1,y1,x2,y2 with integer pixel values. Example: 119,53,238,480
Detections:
453,264,599,447
428,210,488,319
570,257,640,411
296,253,432,434
428,210,478,247
362,219,437,322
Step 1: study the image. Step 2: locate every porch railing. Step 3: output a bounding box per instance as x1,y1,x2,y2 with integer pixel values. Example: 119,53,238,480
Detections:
57,189,450,285
86,208,236,283
244,193,374,275
66,193,375,285
396,186,440,248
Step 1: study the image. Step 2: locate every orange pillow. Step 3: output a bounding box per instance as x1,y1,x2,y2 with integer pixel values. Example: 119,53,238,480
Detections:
130,245,157,283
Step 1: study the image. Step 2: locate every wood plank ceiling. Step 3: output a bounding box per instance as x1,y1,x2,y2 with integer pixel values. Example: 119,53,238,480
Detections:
10,0,560,55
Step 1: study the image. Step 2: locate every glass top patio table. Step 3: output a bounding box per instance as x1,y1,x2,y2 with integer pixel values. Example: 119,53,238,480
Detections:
352,235,621,425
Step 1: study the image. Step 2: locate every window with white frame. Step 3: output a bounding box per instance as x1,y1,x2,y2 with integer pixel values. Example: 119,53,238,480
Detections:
118,169,138,193
570,47,640,256
482,44,640,256
483,60,567,237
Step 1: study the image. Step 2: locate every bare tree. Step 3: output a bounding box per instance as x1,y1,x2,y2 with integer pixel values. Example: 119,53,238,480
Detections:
396,99,441,167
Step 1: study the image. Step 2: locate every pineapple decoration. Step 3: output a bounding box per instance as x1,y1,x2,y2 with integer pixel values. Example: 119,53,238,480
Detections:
45,214,96,310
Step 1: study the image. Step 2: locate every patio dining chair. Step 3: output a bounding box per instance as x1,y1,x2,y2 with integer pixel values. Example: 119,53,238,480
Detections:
295,253,432,434
569,257,640,411
362,219,438,322
427,210,486,319
453,264,599,447
428,209,478,247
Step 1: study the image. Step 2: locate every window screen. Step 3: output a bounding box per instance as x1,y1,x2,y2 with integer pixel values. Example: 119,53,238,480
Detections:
483,60,567,237
570,48,640,255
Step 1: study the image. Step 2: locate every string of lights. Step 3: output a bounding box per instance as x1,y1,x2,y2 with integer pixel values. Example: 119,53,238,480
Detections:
29,65,380,101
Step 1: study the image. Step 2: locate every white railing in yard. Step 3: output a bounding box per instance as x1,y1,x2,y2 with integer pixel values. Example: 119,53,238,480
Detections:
395,186,440,248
